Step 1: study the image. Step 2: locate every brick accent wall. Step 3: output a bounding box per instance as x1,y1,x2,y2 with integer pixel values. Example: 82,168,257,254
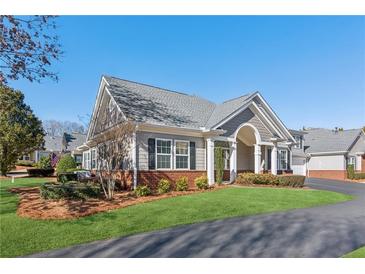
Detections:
138,170,206,189
308,170,347,180
362,155,365,172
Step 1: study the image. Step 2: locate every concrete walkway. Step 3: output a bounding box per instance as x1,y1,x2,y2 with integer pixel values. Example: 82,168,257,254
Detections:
27,178,365,258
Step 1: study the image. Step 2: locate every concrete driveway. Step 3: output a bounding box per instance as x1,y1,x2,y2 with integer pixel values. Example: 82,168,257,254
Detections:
27,178,365,258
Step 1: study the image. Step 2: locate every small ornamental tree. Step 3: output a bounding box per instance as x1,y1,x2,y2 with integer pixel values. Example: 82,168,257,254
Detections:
56,154,76,174
0,85,45,175
37,155,52,169
94,121,136,200
215,146,224,184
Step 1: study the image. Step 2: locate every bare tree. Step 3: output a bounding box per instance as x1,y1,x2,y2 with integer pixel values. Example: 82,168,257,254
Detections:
43,119,86,136
93,121,135,200
0,16,62,84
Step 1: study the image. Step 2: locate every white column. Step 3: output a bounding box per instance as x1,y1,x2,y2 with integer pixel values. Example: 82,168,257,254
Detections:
254,144,262,174
132,132,138,190
271,143,278,175
206,138,215,185
230,141,237,182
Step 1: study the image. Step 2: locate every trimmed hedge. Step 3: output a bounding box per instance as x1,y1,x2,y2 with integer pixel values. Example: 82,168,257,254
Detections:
16,160,35,167
236,173,278,185
27,168,54,177
195,175,209,190
157,179,171,194
40,182,101,200
134,185,151,197
347,164,355,179
176,176,189,191
353,173,365,180
236,173,305,188
277,175,305,188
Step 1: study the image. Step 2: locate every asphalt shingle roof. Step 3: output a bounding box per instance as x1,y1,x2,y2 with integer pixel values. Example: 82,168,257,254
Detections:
43,133,86,152
104,76,254,129
304,128,362,153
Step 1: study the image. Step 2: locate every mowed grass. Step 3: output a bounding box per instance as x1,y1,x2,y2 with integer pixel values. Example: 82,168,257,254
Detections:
343,246,365,258
0,177,352,257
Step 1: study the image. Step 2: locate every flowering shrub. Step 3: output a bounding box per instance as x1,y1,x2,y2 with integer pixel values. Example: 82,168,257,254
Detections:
176,176,189,191
157,179,171,194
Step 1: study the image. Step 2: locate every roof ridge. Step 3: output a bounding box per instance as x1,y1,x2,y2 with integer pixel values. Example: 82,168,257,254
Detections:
221,91,256,104
104,75,216,105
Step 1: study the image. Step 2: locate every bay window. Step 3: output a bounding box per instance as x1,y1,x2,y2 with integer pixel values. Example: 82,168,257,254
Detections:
156,139,172,169
175,140,189,169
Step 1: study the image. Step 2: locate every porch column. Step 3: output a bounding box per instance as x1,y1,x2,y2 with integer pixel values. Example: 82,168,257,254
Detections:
271,143,278,175
254,144,262,174
206,138,215,185
230,141,237,182
132,132,138,190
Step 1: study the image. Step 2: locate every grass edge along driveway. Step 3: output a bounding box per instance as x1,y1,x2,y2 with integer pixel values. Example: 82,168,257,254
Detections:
0,178,352,258
342,246,365,258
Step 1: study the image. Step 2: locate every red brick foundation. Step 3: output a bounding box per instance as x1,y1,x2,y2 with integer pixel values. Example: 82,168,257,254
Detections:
138,170,206,189
308,170,346,181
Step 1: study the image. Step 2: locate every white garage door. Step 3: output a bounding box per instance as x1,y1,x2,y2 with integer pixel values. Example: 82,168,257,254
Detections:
292,164,306,176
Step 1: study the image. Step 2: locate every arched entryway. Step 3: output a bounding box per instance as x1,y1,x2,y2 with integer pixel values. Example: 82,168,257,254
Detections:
229,123,263,182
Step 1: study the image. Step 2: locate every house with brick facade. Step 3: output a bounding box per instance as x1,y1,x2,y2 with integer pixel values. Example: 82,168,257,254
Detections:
303,128,365,180
79,75,304,189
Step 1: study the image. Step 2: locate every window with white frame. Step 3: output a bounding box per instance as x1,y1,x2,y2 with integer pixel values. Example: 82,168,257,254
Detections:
348,156,356,169
91,148,96,169
222,148,230,170
293,135,302,149
83,151,91,170
175,140,189,169
156,139,172,169
278,150,288,170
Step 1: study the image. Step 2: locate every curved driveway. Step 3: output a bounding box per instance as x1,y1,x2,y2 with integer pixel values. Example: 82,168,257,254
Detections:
27,178,365,258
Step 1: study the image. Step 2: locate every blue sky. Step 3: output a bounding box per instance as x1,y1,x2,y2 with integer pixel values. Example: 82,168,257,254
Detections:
9,16,365,130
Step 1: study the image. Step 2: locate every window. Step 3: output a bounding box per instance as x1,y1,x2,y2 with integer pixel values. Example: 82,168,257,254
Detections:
83,151,91,170
293,135,302,149
91,149,96,169
222,148,230,170
175,140,189,169
278,150,288,170
156,139,172,169
74,155,82,164
348,156,356,169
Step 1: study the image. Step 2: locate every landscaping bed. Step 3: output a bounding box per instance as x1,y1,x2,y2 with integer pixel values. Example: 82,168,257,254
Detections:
11,185,224,220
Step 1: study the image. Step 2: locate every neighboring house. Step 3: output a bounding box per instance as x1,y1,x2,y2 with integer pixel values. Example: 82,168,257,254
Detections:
79,75,299,188
289,129,307,176
303,128,365,180
20,132,86,165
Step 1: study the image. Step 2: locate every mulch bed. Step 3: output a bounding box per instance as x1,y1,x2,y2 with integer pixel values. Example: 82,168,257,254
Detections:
10,185,227,220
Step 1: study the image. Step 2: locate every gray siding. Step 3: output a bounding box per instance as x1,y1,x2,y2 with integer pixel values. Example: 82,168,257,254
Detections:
136,131,206,170
349,133,365,155
220,108,273,141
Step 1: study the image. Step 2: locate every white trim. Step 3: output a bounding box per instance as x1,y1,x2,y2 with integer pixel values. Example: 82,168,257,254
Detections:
132,132,137,189
255,93,296,142
308,151,348,156
249,102,285,140
211,92,259,129
206,138,215,185
155,138,173,170
174,140,190,170
233,122,262,144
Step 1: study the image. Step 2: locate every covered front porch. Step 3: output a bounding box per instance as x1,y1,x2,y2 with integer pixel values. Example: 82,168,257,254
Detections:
206,123,292,185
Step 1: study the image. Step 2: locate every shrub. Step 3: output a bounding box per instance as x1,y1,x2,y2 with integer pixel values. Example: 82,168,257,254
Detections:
57,172,78,183
27,168,54,177
215,147,224,184
236,173,278,185
277,175,305,188
56,155,77,174
134,185,151,197
176,176,189,191
37,156,51,169
347,164,355,179
157,179,171,194
195,175,209,190
353,172,365,180
16,160,35,167
40,182,100,200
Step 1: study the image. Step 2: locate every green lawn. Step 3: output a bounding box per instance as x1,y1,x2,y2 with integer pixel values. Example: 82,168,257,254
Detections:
343,246,365,258
0,178,352,258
